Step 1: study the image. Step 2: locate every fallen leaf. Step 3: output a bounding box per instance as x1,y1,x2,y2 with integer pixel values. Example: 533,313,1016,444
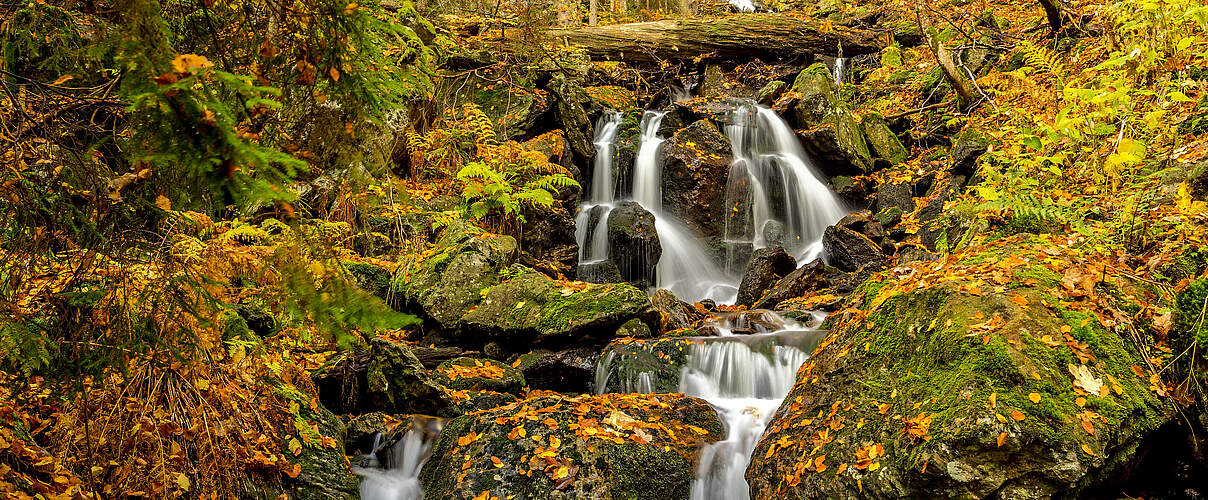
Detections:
1069,364,1103,395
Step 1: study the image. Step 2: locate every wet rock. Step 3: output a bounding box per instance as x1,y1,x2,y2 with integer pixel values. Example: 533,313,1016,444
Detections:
662,119,735,239
875,206,904,230
748,275,1171,499
596,336,694,393
607,201,662,290
651,289,706,331
830,175,868,201
861,112,909,165
697,63,726,97
395,222,659,350
312,337,451,416
791,65,872,175
616,317,653,338
713,309,787,333
419,394,724,500
761,220,786,248
578,260,624,284
236,304,278,338
515,347,601,394
432,357,526,395
448,390,519,415
753,259,834,310
736,246,798,307
822,225,886,272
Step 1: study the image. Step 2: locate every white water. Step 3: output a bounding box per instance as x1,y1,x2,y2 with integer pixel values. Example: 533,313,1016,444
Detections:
355,420,444,500
593,316,819,500
725,105,847,263
833,57,847,85
633,111,667,210
728,0,757,11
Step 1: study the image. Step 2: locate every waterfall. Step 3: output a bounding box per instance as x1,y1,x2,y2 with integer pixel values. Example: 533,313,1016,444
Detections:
632,111,667,211
575,112,626,268
590,112,624,203
728,0,757,11
833,57,847,85
355,419,445,500
593,317,822,500
725,104,847,263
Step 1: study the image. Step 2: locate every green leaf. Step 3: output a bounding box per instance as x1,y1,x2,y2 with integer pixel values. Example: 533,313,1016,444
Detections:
1168,91,1194,103
1177,36,1196,52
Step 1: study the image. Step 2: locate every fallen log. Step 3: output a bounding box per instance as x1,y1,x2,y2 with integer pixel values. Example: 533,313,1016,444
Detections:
547,14,888,62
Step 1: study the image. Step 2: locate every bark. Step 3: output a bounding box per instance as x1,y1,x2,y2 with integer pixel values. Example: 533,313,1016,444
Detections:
1037,0,1063,33
547,14,886,62
913,0,977,106
589,0,599,26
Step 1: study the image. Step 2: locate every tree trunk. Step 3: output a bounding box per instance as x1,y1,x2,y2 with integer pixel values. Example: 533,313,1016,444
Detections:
913,0,976,106
547,14,886,62
590,0,599,25
1037,0,1063,33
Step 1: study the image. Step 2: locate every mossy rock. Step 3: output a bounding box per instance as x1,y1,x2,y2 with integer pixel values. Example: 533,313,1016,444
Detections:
860,112,909,165
392,222,658,350
433,357,526,394
596,337,697,393
748,265,1171,498
791,66,872,174
1172,278,1208,369
418,394,724,499
312,338,452,416
275,401,359,500
446,389,521,415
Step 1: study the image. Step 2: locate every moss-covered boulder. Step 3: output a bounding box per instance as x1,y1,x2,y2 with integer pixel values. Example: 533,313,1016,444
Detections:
861,112,909,165
312,338,451,416
791,65,872,175
515,347,601,394
393,222,659,350
606,201,662,290
433,357,526,395
747,249,1172,499
277,401,359,500
418,393,725,499
550,73,597,163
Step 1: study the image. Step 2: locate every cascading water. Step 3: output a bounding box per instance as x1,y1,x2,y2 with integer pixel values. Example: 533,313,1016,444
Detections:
593,317,824,500
725,104,847,263
574,112,625,279
355,419,445,500
833,57,847,85
728,0,757,11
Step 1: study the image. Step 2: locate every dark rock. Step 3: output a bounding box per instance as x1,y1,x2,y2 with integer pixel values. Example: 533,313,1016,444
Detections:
236,304,278,337
875,206,904,229
344,412,394,457
753,259,833,310
432,357,525,395
823,225,885,272
419,394,724,499
616,317,654,338
830,175,868,201
898,243,939,263
1187,160,1208,200
651,289,706,331
515,347,600,393
520,190,581,279
662,119,735,239
312,337,451,416
596,337,693,393
578,260,624,284
448,390,519,415
861,112,909,164
914,171,937,197
761,220,786,248
736,246,798,307
607,201,662,290
876,180,915,213
697,64,726,97
950,128,989,177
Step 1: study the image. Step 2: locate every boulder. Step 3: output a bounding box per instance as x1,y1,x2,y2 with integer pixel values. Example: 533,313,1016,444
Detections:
861,112,909,164
550,73,596,164
419,394,724,500
950,128,990,177
875,180,915,213
278,399,360,500
597,336,695,393
757,80,789,105
515,347,601,394
311,337,451,416
697,63,727,97
606,201,662,290
736,246,798,307
521,201,581,279
662,119,735,239
578,260,624,284
394,222,659,349
791,66,873,175
748,268,1170,499
432,357,526,395
752,259,835,310
823,225,886,272
651,289,706,331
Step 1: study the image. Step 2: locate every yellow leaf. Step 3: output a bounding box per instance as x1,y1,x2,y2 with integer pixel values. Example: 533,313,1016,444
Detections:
1081,444,1095,456
172,54,213,74
175,472,190,491
329,67,340,82
1028,393,1040,403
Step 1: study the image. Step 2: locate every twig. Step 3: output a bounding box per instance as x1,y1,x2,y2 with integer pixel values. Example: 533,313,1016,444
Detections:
885,100,954,119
